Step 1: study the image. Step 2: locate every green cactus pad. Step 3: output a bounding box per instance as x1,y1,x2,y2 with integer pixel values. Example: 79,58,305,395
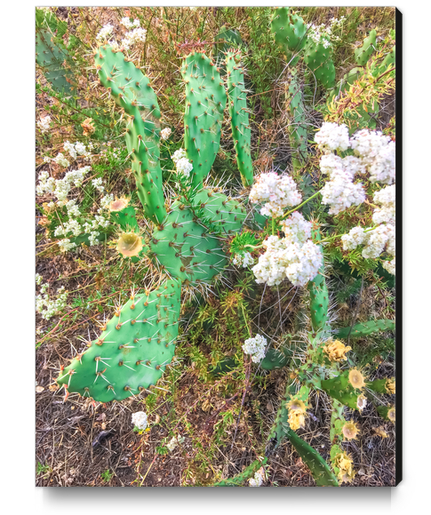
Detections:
321,370,363,410
304,39,335,89
330,399,346,444
308,231,329,332
36,29,75,95
150,203,228,284
56,279,182,402
181,52,226,188
260,347,293,371
95,45,166,224
226,51,253,186
271,7,307,65
355,29,377,66
333,319,395,339
190,187,247,236
286,73,308,170
110,204,139,232
213,458,267,487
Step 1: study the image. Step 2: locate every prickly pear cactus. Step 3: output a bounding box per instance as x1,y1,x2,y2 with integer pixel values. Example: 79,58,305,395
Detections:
56,43,256,402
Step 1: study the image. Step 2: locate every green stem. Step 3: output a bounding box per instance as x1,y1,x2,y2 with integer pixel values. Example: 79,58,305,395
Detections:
272,218,276,235
281,190,321,220
240,301,252,338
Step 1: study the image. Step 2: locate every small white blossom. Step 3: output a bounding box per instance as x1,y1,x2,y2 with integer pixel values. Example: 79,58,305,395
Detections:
121,28,147,49
58,239,76,252
175,157,193,178
372,185,395,225
233,252,254,268
96,23,114,42
249,470,264,487
382,257,395,275
172,148,187,164
249,172,302,218
53,153,70,168
35,273,42,285
132,411,148,430
320,172,366,215
280,211,312,245
92,178,105,192
362,224,394,259
160,127,172,140
341,226,366,251
37,115,51,133
35,282,68,320
121,17,140,29
242,334,267,363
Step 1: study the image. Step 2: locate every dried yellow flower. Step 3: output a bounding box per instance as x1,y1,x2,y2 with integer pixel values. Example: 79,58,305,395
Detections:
349,369,366,389
287,399,307,431
322,339,352,362
386,377,395,394
110,197,129,212
81,117,96,136
334,451,355,483
342,421,359,440
373,426,388,438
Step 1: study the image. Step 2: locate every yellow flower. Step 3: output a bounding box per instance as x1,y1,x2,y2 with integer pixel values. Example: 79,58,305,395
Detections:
287,399,307,431
117,231,143,258
386,378,395,394
357,394,367,411
388,407,395,422
334,451,355,483
342,421,359,440
349,369,366,389
322,339,352,362
109,196,129,212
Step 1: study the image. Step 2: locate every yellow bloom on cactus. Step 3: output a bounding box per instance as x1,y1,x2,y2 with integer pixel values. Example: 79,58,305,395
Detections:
386,377,395,394
342,421,359,440
322,339,352,362
349,368,366,389
373,426,388,438
109,196,130,212
117,231,143,257
287,399,307,430
333,451,355,483
388,406,395,422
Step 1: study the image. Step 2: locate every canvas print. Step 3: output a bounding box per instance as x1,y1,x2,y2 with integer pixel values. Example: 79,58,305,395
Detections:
35,6,398,487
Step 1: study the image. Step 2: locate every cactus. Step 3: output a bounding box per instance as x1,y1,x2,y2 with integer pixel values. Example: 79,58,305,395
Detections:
260,347,293,371
333,319,395,339
57,279,182,402
56,44,256,402
270,7,307,65
303,38,336,90
95,46,166,224
355,29,377,66
321,370,363,410
226,51,253,185
285,73,308,171
308,231,329,332
181,52,227,188
36,10,75,95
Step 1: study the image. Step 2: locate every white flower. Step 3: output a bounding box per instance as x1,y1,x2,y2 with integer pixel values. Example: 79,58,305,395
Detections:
362,224,394,259
64,141,77,159
252,236,323,287
320,172,366,215
58,239,76,252
121,28,147,49
341,227,366,251
121,17,140,29
315,122,350,154
249,470,264,487
242,334,267,363
233,252,254,268
160,127,172,140
53,153,70,168
37,115,51,133
96,23,114,42
175,157,193,178
372,185,395,225
249,172,302,218
280,211,312,245
382,257,395,275
35,273,42,285
132,411,148,430
172,148,187,164
88,231,100,246
92,178,105,192
350,129,395,184
100,194,114,210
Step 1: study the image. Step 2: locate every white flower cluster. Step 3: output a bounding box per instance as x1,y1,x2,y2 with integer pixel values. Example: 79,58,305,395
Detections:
307,16,345,45
315,122,350,154
341,223,395,274
37,167,91,202
252,235,323,287
92,178,105,193
172,148,187,164
52,153,70,168
37,115,51,133
36,283,68,321
175,158,193,178
372,185,395,225
96,23,114,42
242,334,267,363
280,211,312,245
57,239,77,252
232,252,254,268
131,411,148,430
121,28,147,50
63,140,92,161
160,127,172,140
350,129,395,184
249,470,264,487
249,172,302,218
121,17,140,29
